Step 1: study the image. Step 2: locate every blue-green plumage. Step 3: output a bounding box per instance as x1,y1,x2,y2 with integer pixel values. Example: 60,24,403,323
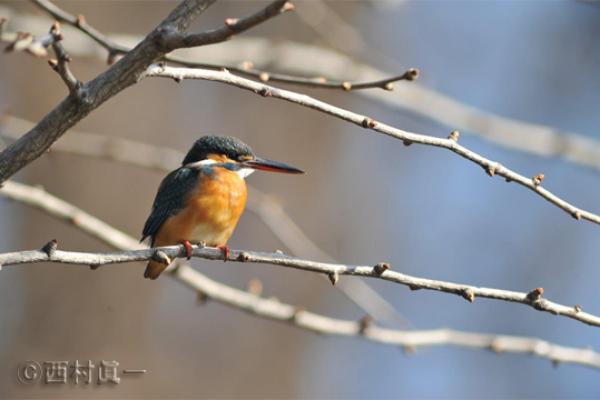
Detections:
141,166,199,246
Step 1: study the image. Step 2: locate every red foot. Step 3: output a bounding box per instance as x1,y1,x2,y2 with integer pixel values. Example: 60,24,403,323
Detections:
179,240,193,260
217,245,230,262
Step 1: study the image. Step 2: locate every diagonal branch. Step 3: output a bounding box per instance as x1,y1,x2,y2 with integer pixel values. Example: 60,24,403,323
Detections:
161,0,292,49
0,0,288,184
1,180,599,370
30,0,416,91
144,64,600,227
29,0,128,54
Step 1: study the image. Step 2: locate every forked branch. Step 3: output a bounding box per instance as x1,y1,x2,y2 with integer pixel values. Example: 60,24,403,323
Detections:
0,0,288,183
31,0,416,90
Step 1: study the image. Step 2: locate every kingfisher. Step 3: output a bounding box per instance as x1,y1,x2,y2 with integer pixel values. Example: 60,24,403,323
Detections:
141,136,303,279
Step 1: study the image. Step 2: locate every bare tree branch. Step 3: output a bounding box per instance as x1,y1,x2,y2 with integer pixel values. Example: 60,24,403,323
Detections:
8,6,599,172
1,180,598,328
145,64,600,227
30,0,416,91
29,0,129,55
1,180,599,370
0,0,288,184
173,264,600,370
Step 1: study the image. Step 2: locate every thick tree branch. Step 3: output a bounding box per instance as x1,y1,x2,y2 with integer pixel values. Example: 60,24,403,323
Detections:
0,0,287,184
1,180,599,370
145,64,600,227
30,0,416,90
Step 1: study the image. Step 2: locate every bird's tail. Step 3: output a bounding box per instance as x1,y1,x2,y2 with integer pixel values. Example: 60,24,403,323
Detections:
144,259,168,280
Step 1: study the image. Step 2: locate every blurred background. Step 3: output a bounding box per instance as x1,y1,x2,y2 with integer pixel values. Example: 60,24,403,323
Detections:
0,0,600,398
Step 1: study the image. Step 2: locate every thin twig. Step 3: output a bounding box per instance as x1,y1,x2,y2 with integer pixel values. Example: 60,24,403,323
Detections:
29,0,128,54
144,64,600,227
1,17,56,57
166,57,418,90
30,0,416,90
1,180,599,370
47,22,80,94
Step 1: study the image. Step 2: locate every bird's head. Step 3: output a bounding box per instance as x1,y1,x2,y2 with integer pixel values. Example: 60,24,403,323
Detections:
182,136,304,177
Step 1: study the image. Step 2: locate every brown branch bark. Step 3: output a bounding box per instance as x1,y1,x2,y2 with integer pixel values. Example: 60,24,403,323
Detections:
0,0,287,184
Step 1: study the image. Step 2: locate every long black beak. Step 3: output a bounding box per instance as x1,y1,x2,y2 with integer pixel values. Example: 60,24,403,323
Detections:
243,157,304,174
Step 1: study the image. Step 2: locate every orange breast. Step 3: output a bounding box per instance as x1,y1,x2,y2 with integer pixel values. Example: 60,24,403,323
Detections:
154,167,247,247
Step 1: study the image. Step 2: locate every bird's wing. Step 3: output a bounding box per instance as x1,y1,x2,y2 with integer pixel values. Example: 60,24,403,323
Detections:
141,166,199,245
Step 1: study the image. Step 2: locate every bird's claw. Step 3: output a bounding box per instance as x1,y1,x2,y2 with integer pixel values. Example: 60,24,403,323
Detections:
217,245,230,262
179,240,193,260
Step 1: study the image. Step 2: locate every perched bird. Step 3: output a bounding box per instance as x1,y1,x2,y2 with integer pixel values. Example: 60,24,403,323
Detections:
141,136,303,279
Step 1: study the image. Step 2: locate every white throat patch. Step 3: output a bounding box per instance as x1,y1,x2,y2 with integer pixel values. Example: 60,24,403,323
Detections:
236,168,255,179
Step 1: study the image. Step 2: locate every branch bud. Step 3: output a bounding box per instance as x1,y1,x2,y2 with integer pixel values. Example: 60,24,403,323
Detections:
373,262,390,275
282,2,295,12
405,68,419,81
196,290,209,305
328,271,339,286
448,130,460,141
527,287,544,302
237,251,250,262
358,315,372,335
461,289,475,303
532,173,544,186
76,14,86,27
42,239,58,257
225,18,239,28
